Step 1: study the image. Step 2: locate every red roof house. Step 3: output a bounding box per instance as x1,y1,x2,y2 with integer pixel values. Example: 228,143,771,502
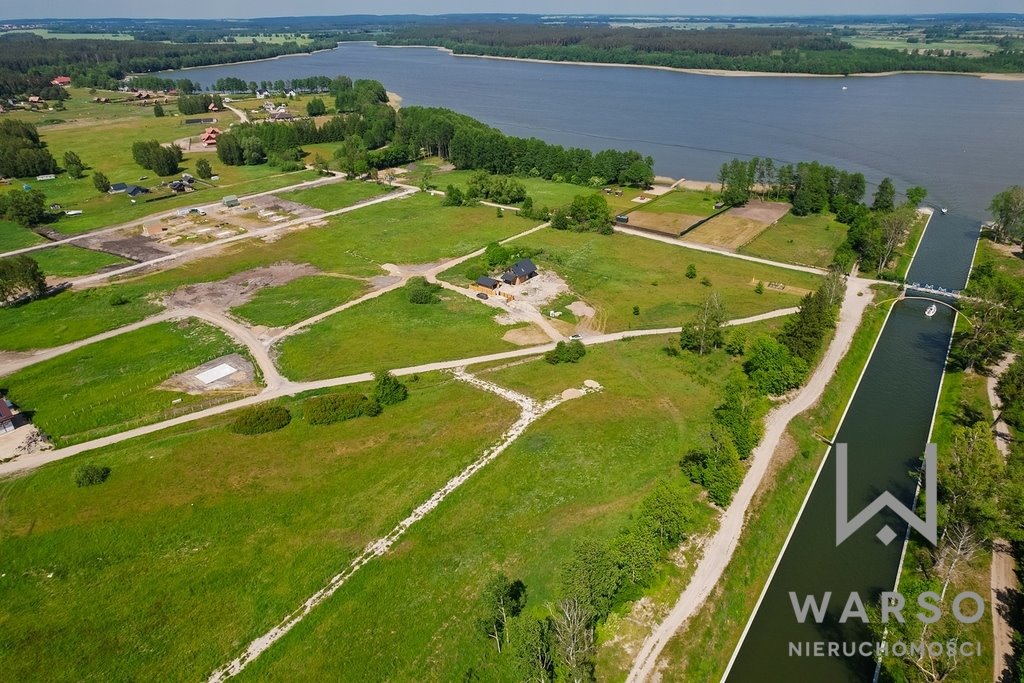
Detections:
51,76,71,86
0,399,15,434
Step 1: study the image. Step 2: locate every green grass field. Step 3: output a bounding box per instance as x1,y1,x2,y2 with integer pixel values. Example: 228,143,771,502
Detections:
31,245,130,278
230,275,368,328
638,188,720,217
276,288,527,380
233,335,735,680
276,181,392,211
846,36,998,57
444,229,821,332
0,319,251,446
0,220,46,252
1,29,134,40
740,211,848,268
0,284,162,351
0,375,519,682
322,193,536,264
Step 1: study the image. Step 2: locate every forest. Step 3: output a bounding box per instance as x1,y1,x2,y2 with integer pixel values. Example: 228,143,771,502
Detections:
0,32,338,97
375,24,1024,74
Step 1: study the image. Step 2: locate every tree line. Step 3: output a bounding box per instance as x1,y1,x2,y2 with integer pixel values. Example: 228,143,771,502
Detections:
0,120,58,179
377,23,1024,75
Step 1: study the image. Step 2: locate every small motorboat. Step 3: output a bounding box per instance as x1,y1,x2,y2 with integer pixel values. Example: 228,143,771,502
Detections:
940,207,948,215
925,304,937,318
842,85,848,90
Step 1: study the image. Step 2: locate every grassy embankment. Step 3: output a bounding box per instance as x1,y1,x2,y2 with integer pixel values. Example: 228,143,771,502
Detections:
654,285,896,680
0,320,254,446
0,374,520,681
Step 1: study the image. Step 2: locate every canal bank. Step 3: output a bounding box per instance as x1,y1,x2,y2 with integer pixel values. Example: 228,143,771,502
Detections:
723,213,979,682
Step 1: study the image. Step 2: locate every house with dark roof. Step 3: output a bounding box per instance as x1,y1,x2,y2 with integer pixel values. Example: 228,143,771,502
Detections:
109,183,149,197
500,258,538,286
0,399,15,434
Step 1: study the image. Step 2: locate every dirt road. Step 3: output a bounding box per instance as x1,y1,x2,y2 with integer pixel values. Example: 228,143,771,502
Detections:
626,276,876,683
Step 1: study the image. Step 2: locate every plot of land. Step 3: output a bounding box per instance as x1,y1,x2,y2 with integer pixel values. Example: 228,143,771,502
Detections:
740,211,848,268
275,288,528,381
0,319,252,446
229,337,729,681
685,201,791,249
625,210,706,236
0,375,519,682
625,188,723,236
0,220,46,252
230,275,368,328
31,245,131,278
276,181,393,211
443,228,820,332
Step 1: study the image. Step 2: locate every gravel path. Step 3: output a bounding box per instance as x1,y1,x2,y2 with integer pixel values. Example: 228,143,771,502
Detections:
626,275,876,683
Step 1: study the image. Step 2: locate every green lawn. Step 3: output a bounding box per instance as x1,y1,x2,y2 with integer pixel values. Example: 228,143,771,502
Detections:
0,220,46,252
234,336,732,680
432,169,610,210
276,181,392,211
0,375,519,682
276,288,528,381
443,229,821,332
0,319,252,446
637,188,720,217
740,211,848,269
31,245,130,278
230,275,368,328
322,192,536,264
0,284,162,352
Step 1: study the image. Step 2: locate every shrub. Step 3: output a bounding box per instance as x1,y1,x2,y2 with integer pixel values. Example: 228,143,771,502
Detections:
405,276,441,304
744,337,807,396
685,264,697,279
545,340,586,364
680,425,743,507
109,294,130,306
230,404,291,435
373,370,408,406
75,464,111,487
305,392,378,425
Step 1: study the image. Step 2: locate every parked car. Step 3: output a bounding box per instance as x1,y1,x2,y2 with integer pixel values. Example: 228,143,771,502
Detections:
569,334,582,341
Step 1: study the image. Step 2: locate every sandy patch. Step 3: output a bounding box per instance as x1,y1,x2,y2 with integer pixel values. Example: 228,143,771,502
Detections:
567,300,596,318
502,326,552,346
627,210,704,236
561,388,585,400
686,202,791,250
0,419,51,463
164,262,319,311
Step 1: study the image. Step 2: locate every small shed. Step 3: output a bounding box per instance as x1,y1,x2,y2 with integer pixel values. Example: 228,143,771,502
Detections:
222,195,240,208
472,276,500,293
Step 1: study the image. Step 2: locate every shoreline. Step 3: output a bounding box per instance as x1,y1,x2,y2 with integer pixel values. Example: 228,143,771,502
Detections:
375,42,1024,81
144,40,1024,84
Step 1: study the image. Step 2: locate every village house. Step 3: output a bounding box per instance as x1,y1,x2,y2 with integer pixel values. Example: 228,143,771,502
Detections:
0,398,16,434
200,127,221,146
27,96,42,104
50,76,71,87
109,183,149,197
500,258,538,286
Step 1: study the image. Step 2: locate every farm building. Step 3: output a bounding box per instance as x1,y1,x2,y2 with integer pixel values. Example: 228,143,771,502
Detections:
0,399,15,434
222,195,240,207
472,276,501,293
51,76,71,87
500,258,538,286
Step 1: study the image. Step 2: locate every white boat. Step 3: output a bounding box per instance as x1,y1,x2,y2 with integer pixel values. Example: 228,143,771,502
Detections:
940,207,948,214
841,86,848,90
925,304,937,318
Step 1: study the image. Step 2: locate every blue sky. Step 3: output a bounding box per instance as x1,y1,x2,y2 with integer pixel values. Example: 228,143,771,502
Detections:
2,2,1020,21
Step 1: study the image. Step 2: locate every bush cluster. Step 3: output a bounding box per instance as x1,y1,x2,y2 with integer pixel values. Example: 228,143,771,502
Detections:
544,340,586,365
230,404,291,435
74,464,111,488
305,392,381,426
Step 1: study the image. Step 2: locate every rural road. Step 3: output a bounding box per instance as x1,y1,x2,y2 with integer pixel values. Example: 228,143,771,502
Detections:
0,307,799,478
626,275,876,683
984,352,1020,683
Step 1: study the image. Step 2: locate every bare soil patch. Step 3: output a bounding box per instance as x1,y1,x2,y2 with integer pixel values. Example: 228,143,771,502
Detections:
685,202,790,249
160,353,259,395
627,210,704,236
163,262,319,311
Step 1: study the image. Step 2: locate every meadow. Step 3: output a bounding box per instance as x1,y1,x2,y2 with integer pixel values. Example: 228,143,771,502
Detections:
234,335,737,681
275,181,392,211
30,245,130,278
638,188,720,217
0,319,250,445
0,374,520,682
230,275,368,328
443,228,821,331
0,220,46,252
740,211,848,269
275,289,530,380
